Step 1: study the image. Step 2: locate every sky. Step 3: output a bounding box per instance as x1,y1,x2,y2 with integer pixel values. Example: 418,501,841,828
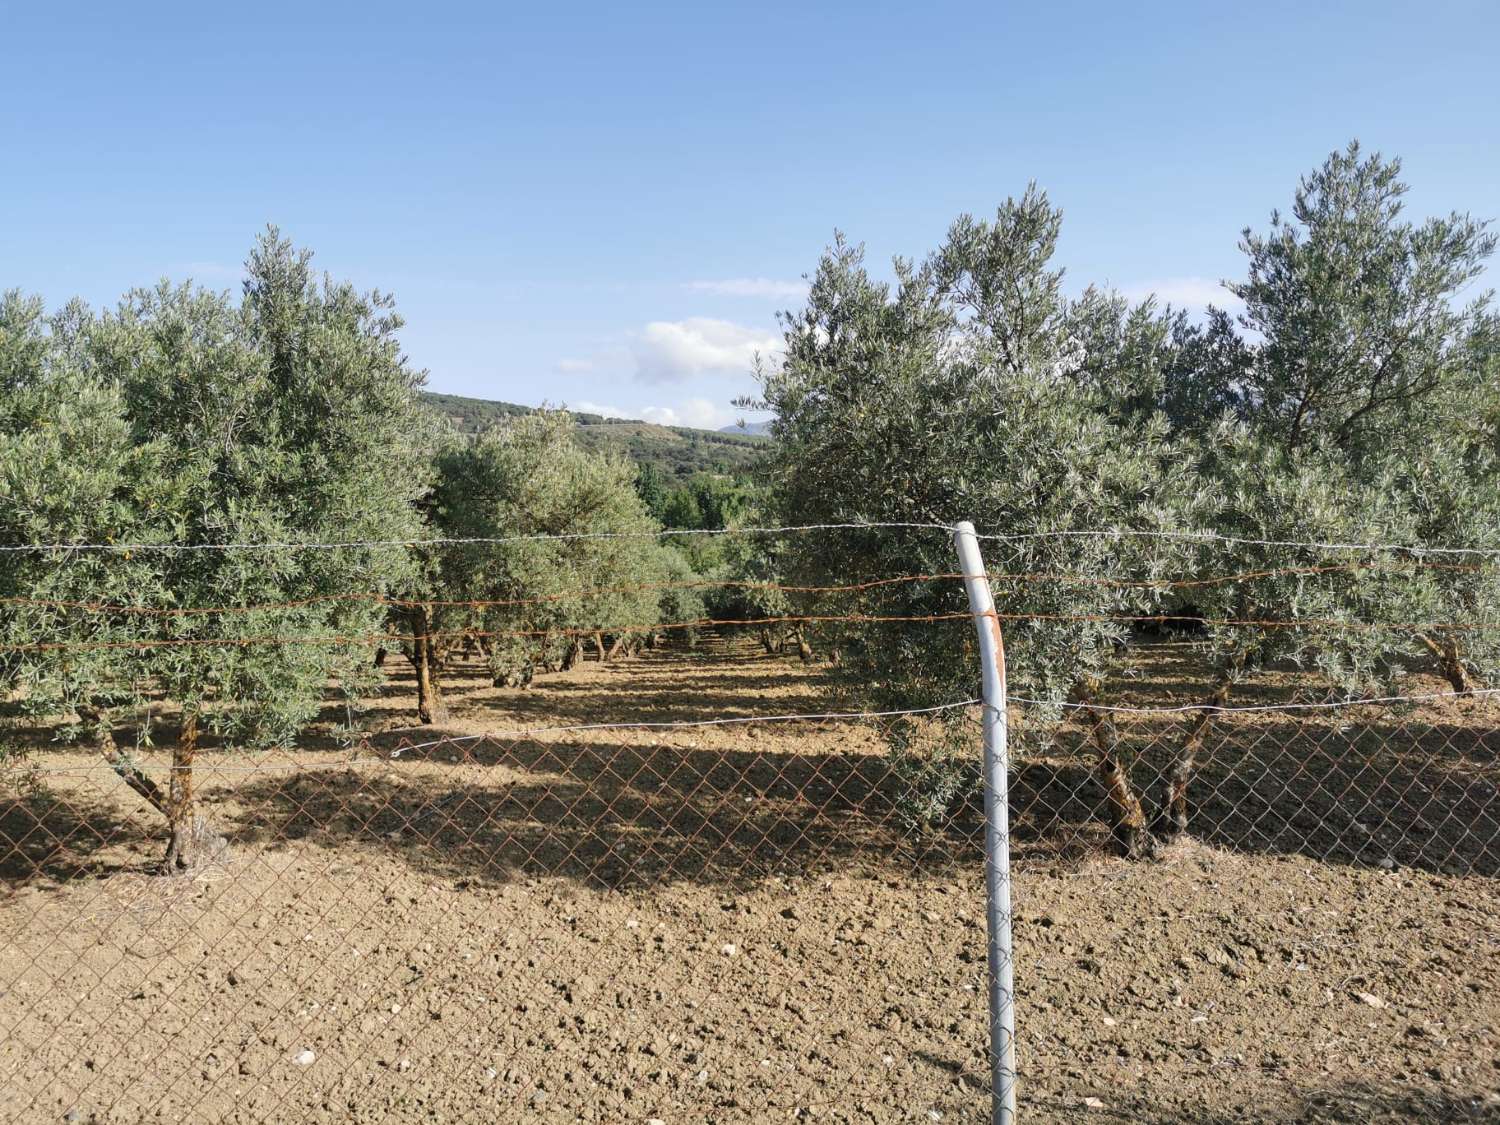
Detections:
4,0,1498,430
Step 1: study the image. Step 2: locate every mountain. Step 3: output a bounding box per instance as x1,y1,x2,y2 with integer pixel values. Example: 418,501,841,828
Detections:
719,419,773,436
421,391,768,479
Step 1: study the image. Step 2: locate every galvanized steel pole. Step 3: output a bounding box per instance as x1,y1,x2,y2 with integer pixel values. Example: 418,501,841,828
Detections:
952,520,1017,1124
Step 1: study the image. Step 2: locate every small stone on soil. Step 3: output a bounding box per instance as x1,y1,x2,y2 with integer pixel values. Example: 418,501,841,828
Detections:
292,1049,315,1067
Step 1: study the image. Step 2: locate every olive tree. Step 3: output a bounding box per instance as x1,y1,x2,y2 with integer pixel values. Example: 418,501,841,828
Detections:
1391,318,1500,692
754,191,1202,854
1178,142,1497,685
0,231,429,869
1147,143,1497,837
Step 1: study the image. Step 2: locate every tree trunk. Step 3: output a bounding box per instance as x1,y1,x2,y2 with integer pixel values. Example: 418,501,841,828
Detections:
1074,678,1152,859
607,634,627,661
373,647,387,669
86,705,169,816
795,627,813,663
408,606,447,724
594,631,607,662
757,627,776,655
162,712,199,871
560,639,581,672
1418,633,1480,694
1156,669,1236,843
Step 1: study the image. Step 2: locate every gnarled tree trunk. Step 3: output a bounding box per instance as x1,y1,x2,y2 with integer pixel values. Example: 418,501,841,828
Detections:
1156,664,1237,843
1075,677,1152,859
794,627,813,663
594,630,607,662
757,627,776,655
86,705,224,872
1418,632,1481,695
86,704,166,814
163,712,199,871
560,638,581,672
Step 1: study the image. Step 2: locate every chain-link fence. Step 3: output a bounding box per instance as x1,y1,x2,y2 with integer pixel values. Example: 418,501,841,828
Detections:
2,668,992,1123
3,526,1498,1123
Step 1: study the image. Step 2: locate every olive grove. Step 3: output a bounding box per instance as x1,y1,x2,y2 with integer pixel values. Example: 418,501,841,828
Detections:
754,142,1498,854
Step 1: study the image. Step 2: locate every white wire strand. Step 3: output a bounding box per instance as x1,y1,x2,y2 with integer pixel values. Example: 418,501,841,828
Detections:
11,698,983,775
6,522,1499,557
1011,687,1500,714
0,521,957,554
972,528,1500,559
14,689,1492,776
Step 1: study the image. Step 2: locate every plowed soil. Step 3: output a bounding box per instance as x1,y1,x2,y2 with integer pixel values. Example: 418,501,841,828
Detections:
2,638,1497,1123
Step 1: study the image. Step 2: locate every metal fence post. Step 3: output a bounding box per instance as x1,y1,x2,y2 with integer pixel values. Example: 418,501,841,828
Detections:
952,519,1017,1124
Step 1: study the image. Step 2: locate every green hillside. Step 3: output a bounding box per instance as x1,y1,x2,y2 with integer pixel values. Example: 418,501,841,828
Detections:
422,391,768,480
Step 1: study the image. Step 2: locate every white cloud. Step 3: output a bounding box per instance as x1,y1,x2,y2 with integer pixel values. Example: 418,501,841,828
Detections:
639,398,737,429
1120,277,1243,312
686,277,810,300
631,317,781,384
569,397,745,431
571,400,631,419
555,357,596,374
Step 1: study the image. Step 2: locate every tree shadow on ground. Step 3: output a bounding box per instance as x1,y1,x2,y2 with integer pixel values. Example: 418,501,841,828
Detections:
332,651,834,739
1009,709,1500,876
1025,1078,1500,1122
6,702,1495,893
220,735,977,891
0,783,155,890
205,693,1500,894
213,692,1500,897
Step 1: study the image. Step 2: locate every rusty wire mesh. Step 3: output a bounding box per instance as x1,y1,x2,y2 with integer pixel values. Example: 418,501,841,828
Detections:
1004,655,1500,1123
0,659,994,1124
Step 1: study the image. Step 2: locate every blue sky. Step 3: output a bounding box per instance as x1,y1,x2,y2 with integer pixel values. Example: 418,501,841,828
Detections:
4,0,1497,429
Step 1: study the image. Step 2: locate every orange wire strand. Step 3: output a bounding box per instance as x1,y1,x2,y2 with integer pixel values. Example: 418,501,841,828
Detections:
0,612,975,653
1,607,1494,654
0,558,1483,617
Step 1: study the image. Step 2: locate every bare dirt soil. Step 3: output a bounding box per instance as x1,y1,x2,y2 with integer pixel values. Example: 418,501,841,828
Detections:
2,638,1498,1123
